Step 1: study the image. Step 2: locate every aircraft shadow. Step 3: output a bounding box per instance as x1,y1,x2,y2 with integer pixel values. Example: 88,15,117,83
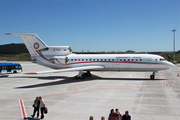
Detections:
14,75,98,89
11,76,67,80
14,75,166,89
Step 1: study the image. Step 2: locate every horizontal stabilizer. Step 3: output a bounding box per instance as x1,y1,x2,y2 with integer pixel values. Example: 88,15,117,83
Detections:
5,33,36,36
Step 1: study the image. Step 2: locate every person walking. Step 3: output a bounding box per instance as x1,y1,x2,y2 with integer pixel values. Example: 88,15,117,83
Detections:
108,109,116,120
89,116,93,120
39,96,45,119
122,111,131,120
101,116,105,120
31,96,40,118
115,108,122,120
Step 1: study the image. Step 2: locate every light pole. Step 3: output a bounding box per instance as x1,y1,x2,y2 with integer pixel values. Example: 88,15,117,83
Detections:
172,29,176,63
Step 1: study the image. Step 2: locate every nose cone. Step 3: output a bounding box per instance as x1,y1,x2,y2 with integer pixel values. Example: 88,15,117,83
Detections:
166,61,175,67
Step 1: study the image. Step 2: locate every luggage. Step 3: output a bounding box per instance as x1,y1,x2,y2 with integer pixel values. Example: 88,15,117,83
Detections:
32,104,35,107
44,107,48,114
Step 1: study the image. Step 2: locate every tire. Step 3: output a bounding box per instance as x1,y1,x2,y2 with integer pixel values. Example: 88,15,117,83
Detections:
87,73,91,77
150,75,154,80
13,70,17,73
83,73,87,77
82,74,86,78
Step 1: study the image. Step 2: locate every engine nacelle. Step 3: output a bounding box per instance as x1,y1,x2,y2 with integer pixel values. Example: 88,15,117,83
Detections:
39,46,72,56
49,56,68,65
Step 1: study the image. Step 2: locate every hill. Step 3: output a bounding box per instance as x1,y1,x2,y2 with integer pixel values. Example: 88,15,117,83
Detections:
0,43,28,54
0,43,31,61
0,43,179,62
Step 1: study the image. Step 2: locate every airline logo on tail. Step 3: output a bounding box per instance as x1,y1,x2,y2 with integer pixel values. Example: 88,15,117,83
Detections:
33,42,40,49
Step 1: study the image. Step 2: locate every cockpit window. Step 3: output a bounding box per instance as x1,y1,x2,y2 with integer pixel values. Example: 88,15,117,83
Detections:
160,58,166,61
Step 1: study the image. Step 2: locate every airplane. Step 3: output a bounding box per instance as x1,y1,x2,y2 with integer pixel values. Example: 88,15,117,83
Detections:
5,33,175,79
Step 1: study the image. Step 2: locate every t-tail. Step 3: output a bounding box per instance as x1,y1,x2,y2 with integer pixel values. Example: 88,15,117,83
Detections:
5,33,72,63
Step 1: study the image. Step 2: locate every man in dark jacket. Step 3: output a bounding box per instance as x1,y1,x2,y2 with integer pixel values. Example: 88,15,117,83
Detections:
31,96,40,118
122,111,131,120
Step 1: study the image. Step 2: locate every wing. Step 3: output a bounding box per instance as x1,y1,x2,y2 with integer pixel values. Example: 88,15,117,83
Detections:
24,66,104,74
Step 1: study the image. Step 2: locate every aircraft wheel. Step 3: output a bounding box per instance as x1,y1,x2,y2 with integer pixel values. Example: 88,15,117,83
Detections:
87,73,91,77
150,75,155,80
81,76,84,79
83,73,87,77
82,73,86,78
75,75,78,79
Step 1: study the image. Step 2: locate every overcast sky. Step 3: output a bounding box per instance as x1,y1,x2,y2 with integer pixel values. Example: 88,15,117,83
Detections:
1,0,180,52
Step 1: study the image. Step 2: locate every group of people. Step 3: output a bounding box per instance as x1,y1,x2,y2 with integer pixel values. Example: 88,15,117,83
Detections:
89,109,131,120
31,96,46,119
31,97,130,120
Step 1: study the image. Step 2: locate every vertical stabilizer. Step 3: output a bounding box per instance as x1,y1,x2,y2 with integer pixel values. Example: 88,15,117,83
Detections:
5,33,47,56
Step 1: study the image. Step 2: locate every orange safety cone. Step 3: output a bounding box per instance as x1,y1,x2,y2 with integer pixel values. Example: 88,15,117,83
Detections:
178,72,179,77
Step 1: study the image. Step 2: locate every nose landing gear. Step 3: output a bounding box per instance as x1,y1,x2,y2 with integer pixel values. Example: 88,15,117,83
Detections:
150,72,155,80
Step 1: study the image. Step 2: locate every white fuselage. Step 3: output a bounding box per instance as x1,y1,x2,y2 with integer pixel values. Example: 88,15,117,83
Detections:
6,33,174,75
35,53,174,72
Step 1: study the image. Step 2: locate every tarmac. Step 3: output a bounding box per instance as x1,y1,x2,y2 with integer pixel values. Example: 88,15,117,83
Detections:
0,61,180,120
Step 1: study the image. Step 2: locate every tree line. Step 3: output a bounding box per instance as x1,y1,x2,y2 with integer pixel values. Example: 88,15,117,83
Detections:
0,43,28,54
0,43,179,62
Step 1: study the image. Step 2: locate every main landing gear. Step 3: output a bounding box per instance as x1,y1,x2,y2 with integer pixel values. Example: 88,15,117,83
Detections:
150,72,155,80
75,71,91,79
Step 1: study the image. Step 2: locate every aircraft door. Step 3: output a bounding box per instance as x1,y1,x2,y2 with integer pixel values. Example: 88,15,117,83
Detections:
147,58,152,66
115,59,121,70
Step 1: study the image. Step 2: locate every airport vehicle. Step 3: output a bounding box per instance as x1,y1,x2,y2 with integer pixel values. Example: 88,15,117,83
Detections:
0,62,22,74
5,33,174,79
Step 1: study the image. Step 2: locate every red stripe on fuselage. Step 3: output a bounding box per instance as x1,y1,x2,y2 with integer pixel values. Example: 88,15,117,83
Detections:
67,61,162,65
35,51,162,66
36,50,63,65
36,50,49,62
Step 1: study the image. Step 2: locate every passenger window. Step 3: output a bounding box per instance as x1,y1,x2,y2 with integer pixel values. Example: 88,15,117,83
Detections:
120,59,122,61
97,59,99,61
132,59,133,61
109,59,111,61
71,59,73,61
136,59,138,61
101,59,103,61
75,59,77,61
124,59,126,61
93,59,95,61
89,59,91,61
78,59,80,61
112,59,114,61
140,59,142,61
86,59,88,61
104,59,106,61
82,59,84,61
128,59,130,61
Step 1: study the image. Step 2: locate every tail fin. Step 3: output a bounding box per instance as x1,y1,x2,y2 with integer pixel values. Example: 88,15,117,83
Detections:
5,33,47,56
